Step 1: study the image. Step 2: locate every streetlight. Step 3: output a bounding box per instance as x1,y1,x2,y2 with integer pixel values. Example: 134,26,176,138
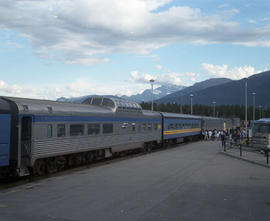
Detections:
150,79,155,112
179,92,183,114
190,94,194,115
212,101,216,117
259,105,262,119
244,78,248,138
252,92,256,122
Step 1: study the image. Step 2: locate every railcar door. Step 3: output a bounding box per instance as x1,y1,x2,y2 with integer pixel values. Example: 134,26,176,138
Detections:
0,114,11,167
21,116,32,167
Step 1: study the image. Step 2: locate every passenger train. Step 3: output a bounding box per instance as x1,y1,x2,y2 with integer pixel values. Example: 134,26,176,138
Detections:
0,96,237,177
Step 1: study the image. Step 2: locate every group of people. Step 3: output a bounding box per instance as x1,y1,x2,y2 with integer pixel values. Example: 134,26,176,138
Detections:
202,128,247,148
203,129,228,141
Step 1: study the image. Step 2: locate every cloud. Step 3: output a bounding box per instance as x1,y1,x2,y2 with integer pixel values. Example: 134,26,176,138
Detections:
218,4,230,9
0,78,152,99
129,70,198,86
201,63,260,80
0,80,23,94
1,0,270,64
263,17,270,21
155,64,162,70
248,19,256,24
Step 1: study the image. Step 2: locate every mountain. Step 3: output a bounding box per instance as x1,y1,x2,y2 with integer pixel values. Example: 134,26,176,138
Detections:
57,84,185,104
155,71,270,107
156,78,232,104
122,84,186,103
57,95,122,103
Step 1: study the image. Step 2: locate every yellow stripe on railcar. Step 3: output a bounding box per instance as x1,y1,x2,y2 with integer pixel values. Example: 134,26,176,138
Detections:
163,128,201,135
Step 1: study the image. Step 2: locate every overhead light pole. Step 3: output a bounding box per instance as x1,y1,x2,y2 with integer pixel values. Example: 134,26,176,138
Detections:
212,101,216,117
252,92,256,122
245,78,248,138
150,79,155,112
190,94,194,115
179,92,183,114
259,105,262,119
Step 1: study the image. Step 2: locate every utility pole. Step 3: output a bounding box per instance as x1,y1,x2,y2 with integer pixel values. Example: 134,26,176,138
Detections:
245,78,248,138
150,79,155,112
252,92,256,122
259,105,263,119
190,94,194,115
179,92,183,113
212,101,216,117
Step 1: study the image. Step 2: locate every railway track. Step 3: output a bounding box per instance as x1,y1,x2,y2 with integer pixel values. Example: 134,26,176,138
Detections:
0,142,190,190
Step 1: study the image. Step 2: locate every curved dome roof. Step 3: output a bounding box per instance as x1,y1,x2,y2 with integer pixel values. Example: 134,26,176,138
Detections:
81,96,142,112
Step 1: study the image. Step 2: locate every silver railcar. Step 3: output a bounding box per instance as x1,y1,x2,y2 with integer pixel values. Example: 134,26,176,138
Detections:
201,116,234,131
0,96,162,176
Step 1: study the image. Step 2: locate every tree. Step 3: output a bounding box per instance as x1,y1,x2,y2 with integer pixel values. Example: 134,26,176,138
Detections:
139,102,270,120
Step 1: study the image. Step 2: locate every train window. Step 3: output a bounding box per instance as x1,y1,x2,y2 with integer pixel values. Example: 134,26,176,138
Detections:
92,98,102,105
154,123,158,131
121,122,128,129
70,124,84,136
143,123,147,130
88,124,100,135
148,123,152,131
132,123,136,132
103,124,113,134
102,98,115,108
47,106,53,113
23,105,29,112
57,124,65,137
47,124,53,138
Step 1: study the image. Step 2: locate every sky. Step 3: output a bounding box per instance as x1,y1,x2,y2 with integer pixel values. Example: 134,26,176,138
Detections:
1,0,270,99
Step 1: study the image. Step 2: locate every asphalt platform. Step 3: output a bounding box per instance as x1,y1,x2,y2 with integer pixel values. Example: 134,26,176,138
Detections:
1,141,270,221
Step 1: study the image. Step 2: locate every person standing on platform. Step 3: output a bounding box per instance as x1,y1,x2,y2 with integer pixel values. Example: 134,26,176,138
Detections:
221,130,226,149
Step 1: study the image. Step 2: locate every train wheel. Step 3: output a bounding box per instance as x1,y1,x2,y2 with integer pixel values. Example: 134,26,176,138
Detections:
68,154,83,167
47,158,57,174
34,159,46,176
144,143,152,152
56,156,66,171
84,152,94,164
96,150,105,160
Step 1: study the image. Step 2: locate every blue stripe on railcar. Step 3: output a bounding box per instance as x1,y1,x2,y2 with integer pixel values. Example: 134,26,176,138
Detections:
0,114,11,167
19,115,161,123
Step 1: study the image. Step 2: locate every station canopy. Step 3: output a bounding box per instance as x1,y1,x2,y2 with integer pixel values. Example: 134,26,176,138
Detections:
81,96,142,112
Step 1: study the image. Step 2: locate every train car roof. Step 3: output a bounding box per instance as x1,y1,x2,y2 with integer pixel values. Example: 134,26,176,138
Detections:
82,96,142,112
142,110,162,118
1,96,155,118
255,118,270,123
200,116,224,120
0,98,11,113
3,96,114,115
161,112,202,120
